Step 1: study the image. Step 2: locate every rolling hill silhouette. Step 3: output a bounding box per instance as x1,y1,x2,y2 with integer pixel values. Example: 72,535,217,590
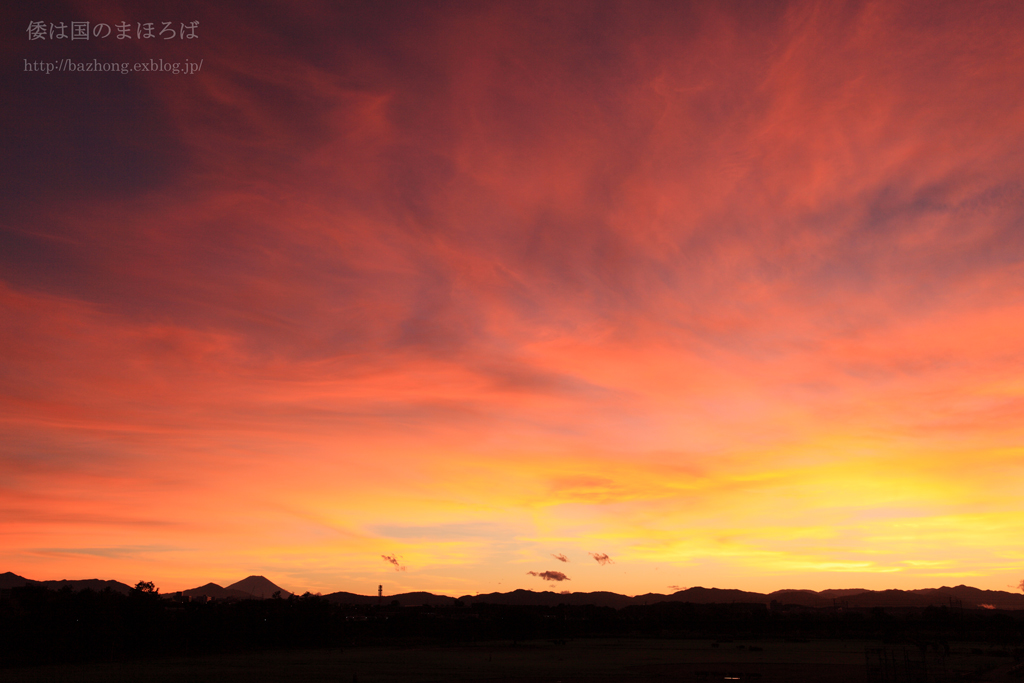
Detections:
323,589,462,606
6,570,1024,610
326,585,1024,610
1,571,132,594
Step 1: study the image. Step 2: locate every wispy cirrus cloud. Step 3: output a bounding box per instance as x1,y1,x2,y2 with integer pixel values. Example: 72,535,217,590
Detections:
32,546,181,560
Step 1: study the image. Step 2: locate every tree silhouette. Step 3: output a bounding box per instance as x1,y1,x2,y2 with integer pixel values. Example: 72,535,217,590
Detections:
134,580,157,593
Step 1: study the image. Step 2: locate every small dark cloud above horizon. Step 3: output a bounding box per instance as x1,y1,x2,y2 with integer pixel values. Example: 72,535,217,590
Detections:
590,552,613,565
552,553,569,562
381,554,406,571
528,570,570,582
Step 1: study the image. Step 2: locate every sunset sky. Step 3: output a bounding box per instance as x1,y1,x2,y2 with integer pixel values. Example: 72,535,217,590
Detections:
3,0,1024,597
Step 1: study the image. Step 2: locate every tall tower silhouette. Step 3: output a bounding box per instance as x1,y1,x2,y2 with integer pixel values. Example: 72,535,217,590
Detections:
378,584,382,607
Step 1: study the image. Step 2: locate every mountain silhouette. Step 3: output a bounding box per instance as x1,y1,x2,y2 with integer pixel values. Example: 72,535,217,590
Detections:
6,571,1024,610
324,590,462,606
37,578,133,594
461,589,636,608
0,572,132,594
910,585,1024,609
180,582,253,600
323,590,380,605
178,577,291,600
0,572,33,589
226,575,291,599
453,585,1024,610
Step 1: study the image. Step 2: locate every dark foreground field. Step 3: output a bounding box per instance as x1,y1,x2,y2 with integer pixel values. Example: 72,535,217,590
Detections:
5,586,1024,682
5,638,1024,683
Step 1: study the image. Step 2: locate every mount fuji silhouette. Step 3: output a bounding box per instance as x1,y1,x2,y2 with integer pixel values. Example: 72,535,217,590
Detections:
227,575,292,598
